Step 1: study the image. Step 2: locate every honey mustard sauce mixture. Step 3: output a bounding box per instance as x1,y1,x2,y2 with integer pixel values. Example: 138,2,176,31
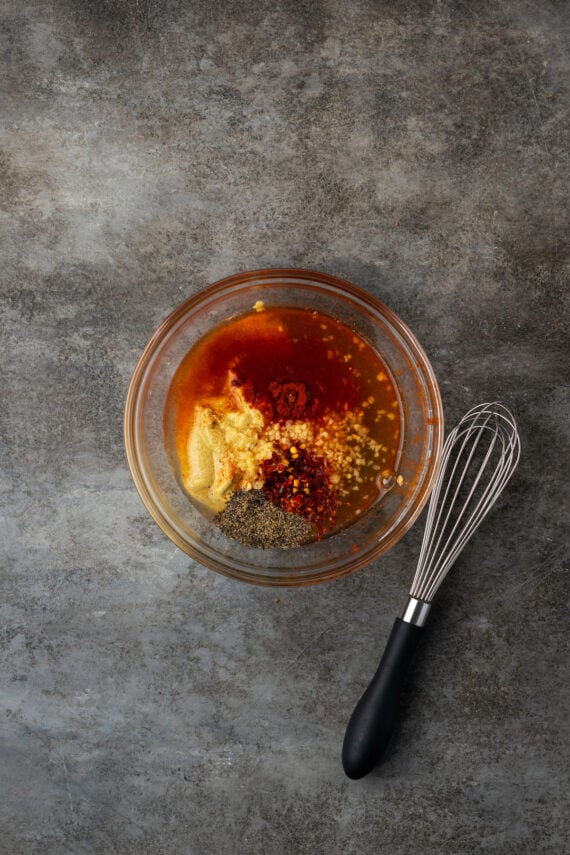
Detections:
164,302,402,548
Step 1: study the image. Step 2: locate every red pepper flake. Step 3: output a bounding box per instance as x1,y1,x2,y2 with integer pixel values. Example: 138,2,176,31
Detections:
262,446,338,536
269,380,310,420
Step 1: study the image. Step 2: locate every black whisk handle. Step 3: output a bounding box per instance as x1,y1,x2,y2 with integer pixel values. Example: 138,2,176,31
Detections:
342,618,424,779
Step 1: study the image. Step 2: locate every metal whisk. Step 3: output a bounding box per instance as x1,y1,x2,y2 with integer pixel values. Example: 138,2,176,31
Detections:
342,402,521,779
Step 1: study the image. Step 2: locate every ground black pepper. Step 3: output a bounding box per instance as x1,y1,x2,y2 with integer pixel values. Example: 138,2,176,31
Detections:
213,489,315,549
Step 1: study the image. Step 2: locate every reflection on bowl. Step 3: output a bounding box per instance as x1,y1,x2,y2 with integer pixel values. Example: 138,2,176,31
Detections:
124,269,443,586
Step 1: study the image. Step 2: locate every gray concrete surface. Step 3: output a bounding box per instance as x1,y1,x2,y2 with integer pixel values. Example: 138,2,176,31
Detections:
1,1,568,852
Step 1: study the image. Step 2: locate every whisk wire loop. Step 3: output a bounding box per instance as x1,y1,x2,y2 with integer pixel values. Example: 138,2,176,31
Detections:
423,417,498,592
418,411,493,585
410,402,520,603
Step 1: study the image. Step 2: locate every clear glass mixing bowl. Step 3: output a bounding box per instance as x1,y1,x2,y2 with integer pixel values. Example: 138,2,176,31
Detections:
124,269,443,586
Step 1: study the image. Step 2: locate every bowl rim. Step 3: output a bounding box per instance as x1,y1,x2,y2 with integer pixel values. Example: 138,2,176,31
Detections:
124,267,444,586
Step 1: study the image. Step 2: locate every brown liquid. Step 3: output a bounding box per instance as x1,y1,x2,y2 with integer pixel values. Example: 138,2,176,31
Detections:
164,306,402,535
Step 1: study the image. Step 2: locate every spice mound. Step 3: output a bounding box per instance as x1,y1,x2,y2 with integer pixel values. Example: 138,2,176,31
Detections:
164,303,402,549
213,490,315,549
261,445,338,535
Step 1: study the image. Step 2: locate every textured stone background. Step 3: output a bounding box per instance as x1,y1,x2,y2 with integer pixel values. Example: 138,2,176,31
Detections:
1,1,568,853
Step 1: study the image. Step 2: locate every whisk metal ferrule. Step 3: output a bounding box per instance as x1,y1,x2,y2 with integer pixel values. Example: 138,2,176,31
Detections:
401,597,431,627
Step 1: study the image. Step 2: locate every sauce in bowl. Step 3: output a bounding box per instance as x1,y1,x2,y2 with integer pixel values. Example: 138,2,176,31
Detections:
164,302,402,545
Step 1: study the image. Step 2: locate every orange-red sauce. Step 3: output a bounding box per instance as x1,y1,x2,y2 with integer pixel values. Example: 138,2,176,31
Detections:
164,305,402,537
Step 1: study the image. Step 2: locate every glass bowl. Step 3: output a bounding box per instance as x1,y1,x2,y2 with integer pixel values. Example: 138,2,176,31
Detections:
124,269,443,586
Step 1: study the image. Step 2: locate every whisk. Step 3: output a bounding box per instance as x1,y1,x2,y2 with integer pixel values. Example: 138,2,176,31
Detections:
342,402,521,779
